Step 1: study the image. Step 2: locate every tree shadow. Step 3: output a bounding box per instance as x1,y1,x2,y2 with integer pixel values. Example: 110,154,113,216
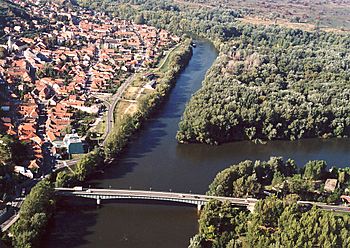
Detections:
89,127,169,184
43,197,99,248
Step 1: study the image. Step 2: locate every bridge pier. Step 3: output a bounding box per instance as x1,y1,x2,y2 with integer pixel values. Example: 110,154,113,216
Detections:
247,204,255,213
97,197,101,206
197,203,203,214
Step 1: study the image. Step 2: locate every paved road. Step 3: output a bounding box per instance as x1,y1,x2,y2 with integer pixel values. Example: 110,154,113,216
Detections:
1,213,20,232
102,75,135,145
298,200,350,213
0,198,24,232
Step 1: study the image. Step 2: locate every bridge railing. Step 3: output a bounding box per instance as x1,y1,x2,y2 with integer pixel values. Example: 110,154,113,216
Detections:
55,187,258,205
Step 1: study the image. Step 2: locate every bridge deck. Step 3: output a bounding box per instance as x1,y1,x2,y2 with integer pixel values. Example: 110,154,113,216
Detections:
55,188,350,213
55,187,258,208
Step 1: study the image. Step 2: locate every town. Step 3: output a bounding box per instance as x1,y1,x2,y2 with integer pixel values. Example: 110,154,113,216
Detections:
0,0,179,181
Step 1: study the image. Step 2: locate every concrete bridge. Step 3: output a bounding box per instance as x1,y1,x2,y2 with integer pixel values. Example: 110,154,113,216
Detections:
55,187,350,213
55,187,258,212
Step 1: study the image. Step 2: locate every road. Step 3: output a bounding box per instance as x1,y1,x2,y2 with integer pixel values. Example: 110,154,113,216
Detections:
155,43,181,72
1,213,20,233
101,75,135,145
0,197,24,232
56,187,258,203
298,200,350,213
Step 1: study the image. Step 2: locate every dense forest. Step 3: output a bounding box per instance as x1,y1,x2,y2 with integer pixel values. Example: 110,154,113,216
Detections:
190,197,350,248
207,156,350,204
190,157,350,247
177,26,350,144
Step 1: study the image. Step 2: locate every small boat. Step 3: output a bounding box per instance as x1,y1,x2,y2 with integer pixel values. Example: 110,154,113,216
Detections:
191,43,197,48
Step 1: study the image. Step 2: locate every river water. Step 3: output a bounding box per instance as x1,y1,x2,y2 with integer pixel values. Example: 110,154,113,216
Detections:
45,41,350,248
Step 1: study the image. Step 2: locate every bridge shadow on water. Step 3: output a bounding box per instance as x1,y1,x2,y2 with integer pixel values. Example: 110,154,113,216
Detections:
45,196,200,248
102,198,198,209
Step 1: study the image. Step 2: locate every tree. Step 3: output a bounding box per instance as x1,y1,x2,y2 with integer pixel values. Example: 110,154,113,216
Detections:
11,180,55,248
0,47,7,59
135,13,145,25
0,140,12,165
55,171,76,187
232,174,261,197
74,149,104,181
303,160,327,180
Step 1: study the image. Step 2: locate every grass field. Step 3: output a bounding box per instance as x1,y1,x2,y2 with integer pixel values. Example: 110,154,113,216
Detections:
176,0,350,32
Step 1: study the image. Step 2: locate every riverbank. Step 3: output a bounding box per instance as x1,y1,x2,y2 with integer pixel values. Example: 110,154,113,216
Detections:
189,157,350,247
0,39,193,247
104,39,193,159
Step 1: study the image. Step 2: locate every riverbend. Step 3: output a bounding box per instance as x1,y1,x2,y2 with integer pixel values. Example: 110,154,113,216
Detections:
45,40,350,248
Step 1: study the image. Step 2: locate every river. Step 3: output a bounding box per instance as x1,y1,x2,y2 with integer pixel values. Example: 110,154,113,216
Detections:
45,40,350,248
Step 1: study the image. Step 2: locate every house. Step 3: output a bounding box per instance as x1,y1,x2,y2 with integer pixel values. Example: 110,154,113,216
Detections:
144,80,157,90
341,195,350,204
13,40,29,51
63,133,84,154
324,179,338,192
14,166,34,179
29,160,40,170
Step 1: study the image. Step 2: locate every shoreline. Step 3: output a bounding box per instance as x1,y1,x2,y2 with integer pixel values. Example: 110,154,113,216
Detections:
0,39,193,247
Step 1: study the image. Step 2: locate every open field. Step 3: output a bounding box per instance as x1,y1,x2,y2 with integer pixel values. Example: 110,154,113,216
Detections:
114,75,156,124
239,16,348,33
175,0,350,31
114,74,148,124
